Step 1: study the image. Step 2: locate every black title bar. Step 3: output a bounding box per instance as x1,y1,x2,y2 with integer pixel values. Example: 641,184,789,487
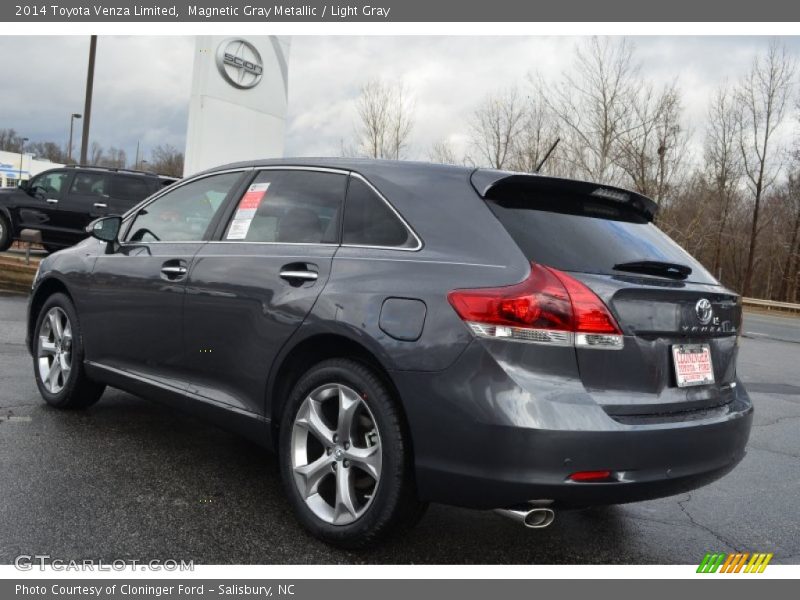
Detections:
4,0,800,22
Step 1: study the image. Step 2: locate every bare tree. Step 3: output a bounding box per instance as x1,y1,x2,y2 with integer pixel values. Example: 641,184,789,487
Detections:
508,93,562,174
540,37,638,184
353,78,414,160
149,144,184,177
618,82,688,203
778,169,800,301
469,87,525,169
26,141,67,164
428,139,460,165
0,128,24,153
705,83,743,279
90,141,104,166
735,41,796,297
101,147,127,169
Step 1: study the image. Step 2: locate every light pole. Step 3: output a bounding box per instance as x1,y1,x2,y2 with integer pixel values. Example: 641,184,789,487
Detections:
79,35,97,165
67,113,82,163
18,137,29,181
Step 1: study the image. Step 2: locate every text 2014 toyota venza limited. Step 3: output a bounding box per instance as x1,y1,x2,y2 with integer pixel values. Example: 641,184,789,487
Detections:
27,159,753,547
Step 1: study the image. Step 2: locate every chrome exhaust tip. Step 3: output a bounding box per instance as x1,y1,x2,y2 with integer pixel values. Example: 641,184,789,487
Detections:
494,506,555,529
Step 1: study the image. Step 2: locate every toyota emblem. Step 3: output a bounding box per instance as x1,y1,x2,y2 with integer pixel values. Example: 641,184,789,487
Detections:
695,298,713,325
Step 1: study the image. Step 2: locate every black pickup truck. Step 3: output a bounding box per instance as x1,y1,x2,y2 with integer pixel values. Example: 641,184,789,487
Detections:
0,165,177,252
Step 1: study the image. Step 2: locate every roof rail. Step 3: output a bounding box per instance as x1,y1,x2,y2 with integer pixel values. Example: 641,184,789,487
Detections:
64,164,178,179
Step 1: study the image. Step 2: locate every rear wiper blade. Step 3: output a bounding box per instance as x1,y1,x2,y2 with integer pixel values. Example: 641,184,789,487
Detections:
612,260,692,280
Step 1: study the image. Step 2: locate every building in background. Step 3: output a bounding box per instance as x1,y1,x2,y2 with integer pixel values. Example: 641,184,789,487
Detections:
0,150,64,188
184,36,291,176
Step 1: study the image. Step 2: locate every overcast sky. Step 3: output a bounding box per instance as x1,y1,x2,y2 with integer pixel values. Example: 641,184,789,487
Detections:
2,35,799,165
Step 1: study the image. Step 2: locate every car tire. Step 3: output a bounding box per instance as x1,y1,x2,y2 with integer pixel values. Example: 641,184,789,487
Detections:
279,358,427,549
32,292,105,409
0,214,12,252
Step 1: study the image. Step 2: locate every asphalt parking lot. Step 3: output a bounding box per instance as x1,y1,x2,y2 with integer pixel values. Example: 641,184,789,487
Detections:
1,292,799,565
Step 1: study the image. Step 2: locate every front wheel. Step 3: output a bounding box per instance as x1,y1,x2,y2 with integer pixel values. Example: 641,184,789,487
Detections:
279,358,426,548
33,293,105,409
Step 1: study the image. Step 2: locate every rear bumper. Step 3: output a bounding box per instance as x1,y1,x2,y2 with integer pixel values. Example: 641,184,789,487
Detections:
392,340,753,510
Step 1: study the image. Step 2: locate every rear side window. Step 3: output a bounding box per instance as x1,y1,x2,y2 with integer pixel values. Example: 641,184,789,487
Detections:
487,195,716,284
111,175,150,203
70,172,108,196
223,170,346,244
342,178,415,248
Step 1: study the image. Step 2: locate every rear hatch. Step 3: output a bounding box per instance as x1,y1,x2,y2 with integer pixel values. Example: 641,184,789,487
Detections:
474,171,741,418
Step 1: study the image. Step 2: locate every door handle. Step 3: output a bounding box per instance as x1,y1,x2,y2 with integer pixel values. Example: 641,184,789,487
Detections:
46,198,58,204
93,202,108,209
161,265,188,276
279,270,318,282
160,260,188,281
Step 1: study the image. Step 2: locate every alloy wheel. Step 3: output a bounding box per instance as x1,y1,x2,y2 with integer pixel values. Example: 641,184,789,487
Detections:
290,383,383,525
37,307,73,394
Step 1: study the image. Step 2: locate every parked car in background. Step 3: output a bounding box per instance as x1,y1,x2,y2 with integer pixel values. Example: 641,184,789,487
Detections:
26,159,752,548
0,165,177,253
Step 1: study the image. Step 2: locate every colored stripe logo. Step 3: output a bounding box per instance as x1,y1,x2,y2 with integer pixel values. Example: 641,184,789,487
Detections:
697,552,773,573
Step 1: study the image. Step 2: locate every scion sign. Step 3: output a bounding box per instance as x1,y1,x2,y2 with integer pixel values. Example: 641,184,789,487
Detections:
216,38,264,89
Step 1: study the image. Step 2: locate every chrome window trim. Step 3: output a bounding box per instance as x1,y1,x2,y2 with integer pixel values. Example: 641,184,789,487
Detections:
205,241,340,247
118,164,424,252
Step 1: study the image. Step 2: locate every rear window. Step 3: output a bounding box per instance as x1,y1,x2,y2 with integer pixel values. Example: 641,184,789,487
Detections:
487,196,716,284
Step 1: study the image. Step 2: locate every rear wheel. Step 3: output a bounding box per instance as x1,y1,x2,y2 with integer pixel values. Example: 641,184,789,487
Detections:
33,293,105,409
0,214,11,251
279,358,426,548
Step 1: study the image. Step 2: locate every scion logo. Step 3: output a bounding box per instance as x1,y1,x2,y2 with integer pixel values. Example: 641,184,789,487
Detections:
216,38,264,89
695,298,713,325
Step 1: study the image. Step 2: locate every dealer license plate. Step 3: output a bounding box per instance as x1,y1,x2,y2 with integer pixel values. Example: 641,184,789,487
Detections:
672,344,715,388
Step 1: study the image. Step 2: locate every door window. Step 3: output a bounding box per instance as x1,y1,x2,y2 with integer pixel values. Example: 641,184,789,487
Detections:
222,170,347,244
69,172,108,197
30,171,69,197
126,172,241,242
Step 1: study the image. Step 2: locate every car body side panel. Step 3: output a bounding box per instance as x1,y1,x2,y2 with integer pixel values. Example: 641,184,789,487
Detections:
317,247,526,373
181,242,337,415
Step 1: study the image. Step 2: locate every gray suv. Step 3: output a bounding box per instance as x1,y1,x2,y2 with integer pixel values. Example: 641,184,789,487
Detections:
26,159,753,548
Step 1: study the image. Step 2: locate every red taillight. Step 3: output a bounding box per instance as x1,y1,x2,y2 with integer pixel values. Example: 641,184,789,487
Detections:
568,470,614,482
447,263,572,330
447,263,623,348
548,269,621,335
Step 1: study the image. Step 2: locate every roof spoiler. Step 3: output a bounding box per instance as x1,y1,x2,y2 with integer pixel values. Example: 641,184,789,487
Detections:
470,169,658,222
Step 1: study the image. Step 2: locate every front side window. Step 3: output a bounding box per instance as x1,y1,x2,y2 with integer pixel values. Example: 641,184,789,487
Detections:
223,170,347,243
126,172,241,243
342,178,415,248
30,171,69,196
70,172,108,197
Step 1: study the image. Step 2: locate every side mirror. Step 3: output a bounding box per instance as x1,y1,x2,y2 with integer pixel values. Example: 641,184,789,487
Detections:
87,215,122,243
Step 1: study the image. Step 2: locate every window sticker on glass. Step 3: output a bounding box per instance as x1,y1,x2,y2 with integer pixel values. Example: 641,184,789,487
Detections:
227,182,271,240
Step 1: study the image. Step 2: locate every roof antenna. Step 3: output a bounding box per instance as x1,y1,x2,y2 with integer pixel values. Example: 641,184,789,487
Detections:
534,137,560,173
